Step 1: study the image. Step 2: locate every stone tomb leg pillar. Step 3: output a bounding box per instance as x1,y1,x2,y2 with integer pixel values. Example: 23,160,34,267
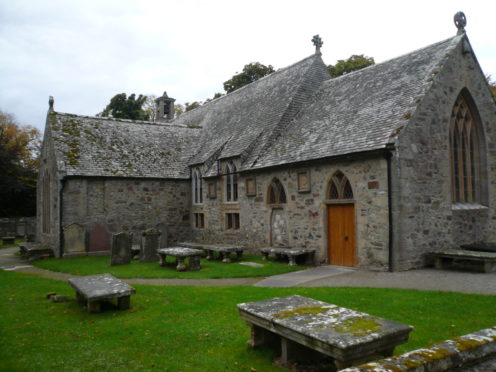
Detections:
248,323,280,351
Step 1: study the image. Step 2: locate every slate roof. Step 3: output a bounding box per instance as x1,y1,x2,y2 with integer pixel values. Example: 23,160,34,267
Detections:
48,113,201,179
172,54,330,174
246,35,463,170
47,34,464,180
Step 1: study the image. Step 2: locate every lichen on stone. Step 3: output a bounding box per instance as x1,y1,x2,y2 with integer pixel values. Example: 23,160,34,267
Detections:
333,316,381,337
272,305,331,319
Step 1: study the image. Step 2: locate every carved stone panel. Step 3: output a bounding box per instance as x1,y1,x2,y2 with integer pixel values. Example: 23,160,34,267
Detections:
271,209,289,247
63,223,86,254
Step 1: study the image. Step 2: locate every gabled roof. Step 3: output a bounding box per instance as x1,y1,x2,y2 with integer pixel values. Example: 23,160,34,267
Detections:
48,112,201,179
246,35,463,170
172,54,330,173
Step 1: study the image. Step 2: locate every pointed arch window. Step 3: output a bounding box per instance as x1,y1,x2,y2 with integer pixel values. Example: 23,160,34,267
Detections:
192,168,203,205
225,162,238,202
449,92,483,204
42,171,51,233
328,171,354,200
267,178,287,204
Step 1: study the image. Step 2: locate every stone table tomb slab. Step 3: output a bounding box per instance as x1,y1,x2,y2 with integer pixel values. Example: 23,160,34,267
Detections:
238,295,413,369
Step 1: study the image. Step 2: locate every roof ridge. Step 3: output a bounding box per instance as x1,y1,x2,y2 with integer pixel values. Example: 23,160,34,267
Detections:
53,111,197,129
170,54,320,119
326,35,462,83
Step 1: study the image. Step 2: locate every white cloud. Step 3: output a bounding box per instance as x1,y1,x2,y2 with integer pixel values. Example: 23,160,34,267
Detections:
0,0,494,131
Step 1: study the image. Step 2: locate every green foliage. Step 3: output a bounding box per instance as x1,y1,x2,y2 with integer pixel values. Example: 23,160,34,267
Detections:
32,254,305,278
1,269,495,371
185,101,202,112
0,110,41,217
205,92,224,103
223,62,275,93
328,54,375,78
486,75,496,98
100,93,149,120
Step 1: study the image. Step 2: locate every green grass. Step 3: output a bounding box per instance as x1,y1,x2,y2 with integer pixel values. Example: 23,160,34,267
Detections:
0,237,24,249
0,270,495,372
31,254,306,278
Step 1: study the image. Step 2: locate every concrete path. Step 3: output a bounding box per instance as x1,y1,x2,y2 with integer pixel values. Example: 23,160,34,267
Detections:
2,247,496,294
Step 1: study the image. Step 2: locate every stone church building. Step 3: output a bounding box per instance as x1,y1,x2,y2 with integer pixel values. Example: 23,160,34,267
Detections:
37,15,496,271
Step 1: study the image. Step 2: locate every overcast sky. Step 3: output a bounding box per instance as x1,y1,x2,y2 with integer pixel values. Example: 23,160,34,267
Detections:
1,0,495,132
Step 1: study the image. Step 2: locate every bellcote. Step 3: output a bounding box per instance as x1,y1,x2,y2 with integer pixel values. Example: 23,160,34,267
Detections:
155,91,176,122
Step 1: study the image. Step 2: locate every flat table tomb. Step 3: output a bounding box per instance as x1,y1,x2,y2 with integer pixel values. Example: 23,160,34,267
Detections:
430,249,496,273
157,247,203,271
178,242,244,263
68,274,136,313
238,295,413,369
259,247,316,266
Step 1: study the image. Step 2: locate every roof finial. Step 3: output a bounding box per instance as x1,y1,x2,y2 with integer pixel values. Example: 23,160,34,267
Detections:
48,96,54,112
454,11,467,35
312,35,323,55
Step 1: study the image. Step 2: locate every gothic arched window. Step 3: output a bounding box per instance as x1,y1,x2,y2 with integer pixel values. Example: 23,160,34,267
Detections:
192,168,203,204
225,162,238,202
328,171,353,200
42,171,51,233
267,178,287,204
449,91,483,203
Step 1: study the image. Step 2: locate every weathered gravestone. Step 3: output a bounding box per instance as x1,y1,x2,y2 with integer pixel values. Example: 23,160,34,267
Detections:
110,232,133,266
140,228,161,262
156,223,168,248
63,223,86,255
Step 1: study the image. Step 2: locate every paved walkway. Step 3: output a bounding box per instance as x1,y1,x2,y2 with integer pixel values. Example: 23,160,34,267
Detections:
2,247,495,294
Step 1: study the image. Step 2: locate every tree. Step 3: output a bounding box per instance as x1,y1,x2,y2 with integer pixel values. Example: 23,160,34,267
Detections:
223,62,275,93
99,93,149,120
205,92,224,103
487,75,496,98
328,55,375,78
0,110,41,217
143,94,157,122
185,102,202,112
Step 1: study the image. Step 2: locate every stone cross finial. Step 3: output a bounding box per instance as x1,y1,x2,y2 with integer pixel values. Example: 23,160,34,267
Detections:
454,11,467,35
48,96,54,111
312,35,323,54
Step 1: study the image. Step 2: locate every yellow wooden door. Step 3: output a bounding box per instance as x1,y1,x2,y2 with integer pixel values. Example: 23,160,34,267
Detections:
327,204,355,266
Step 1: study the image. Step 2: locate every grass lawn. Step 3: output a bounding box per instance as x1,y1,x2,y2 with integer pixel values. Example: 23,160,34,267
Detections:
0,237,25,249
0,270,495,372
31,254,306,278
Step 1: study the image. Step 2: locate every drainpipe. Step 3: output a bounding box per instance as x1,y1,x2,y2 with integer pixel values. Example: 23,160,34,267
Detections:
384,151,394,272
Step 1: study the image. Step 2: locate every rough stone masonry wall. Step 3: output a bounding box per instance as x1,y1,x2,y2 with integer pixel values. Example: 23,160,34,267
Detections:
36,125,61,254
392,40,496,270
61,177,191,255
191,156,390,270
341,326,496,372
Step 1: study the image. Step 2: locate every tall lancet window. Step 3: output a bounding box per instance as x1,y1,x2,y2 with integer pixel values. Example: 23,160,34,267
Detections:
192,168,203,204
449,91,484,204
225,162,238,202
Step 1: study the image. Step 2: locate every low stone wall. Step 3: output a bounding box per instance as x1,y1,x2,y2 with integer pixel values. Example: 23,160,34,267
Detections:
342,326,496,371
0,217,36,237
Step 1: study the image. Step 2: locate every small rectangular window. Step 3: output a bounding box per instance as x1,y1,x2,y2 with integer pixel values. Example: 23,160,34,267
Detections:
226,213,240,230
194,213,204,229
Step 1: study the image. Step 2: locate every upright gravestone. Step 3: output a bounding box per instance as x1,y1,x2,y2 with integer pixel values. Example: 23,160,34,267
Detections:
156,223,168,248
110,232,132,266
140,228,161,262
63,223,86,255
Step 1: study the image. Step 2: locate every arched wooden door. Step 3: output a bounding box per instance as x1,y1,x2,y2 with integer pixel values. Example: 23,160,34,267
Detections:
327,172,356,266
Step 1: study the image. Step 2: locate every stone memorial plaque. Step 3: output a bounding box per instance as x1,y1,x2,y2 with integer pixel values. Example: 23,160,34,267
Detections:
89,224,110,252
140,228,161,262
63,223,86,254
155,223,168,248
110,232,132,266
